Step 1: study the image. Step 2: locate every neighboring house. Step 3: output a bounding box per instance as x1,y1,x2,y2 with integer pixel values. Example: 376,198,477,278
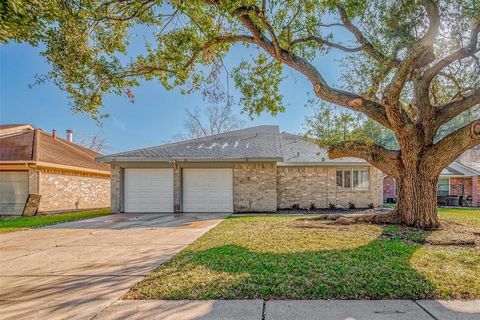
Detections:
457,146,480,172
0,124,111,215
383,159,480,207
98,125,383,213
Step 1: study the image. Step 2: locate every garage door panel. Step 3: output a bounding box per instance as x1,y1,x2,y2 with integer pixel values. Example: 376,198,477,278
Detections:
124,169,173,212
183,169,233,213
0,172,29,216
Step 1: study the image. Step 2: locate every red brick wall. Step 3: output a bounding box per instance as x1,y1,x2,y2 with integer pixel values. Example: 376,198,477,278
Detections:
473,176,479,207
383,176,396,202
449,177,473,196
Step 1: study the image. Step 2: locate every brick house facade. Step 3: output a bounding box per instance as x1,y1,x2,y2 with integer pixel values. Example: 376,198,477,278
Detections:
382,160,480,207
103,126,383,213
0,124,110,215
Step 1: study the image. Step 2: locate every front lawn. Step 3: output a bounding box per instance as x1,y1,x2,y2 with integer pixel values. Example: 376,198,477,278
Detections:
126,210,480,300
438,207,480,227
0,208,111,233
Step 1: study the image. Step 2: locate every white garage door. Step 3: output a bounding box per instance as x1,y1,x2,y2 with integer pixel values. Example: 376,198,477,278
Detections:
0,172,29,216
124,169,174,212
183,168,233,213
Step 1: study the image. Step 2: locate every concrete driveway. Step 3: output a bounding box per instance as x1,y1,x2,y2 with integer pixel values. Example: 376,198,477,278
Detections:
0,213,229,320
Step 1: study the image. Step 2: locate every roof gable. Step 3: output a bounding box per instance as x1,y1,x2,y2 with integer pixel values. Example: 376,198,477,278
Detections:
441,161,480,177
0,129,35,161
0,126,110,172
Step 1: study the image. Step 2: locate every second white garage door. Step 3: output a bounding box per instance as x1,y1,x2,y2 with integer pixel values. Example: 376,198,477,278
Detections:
183,168,233,213
124,169,173,212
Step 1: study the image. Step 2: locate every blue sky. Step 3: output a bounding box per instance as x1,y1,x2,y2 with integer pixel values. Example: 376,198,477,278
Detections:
0,36,347,153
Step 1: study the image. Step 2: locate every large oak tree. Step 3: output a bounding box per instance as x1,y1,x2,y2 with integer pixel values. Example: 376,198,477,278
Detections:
3,0,479,228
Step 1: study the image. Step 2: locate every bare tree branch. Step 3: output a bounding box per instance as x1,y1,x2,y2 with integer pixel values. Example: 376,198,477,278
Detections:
75,133,109,153
180,103,246,139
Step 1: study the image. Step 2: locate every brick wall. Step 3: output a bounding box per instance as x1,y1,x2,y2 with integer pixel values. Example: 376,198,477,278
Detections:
449,177,473,196
277,166,329,209
277,166,382,209
383,175,396,201
233,163,277,212
111,164,121,213
473,176,479,207
38,168,110,212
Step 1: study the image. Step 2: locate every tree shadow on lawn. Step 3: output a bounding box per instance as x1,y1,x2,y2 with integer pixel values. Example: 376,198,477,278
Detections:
126,225,471,300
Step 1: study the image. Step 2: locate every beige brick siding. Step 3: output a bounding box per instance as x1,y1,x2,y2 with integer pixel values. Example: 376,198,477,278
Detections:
233,163,277,212
28,168,39,194
110,162,382,212
38,168,110,212
173,164,181,213
111,164,121,213
277,167,329,209
277,166,382,209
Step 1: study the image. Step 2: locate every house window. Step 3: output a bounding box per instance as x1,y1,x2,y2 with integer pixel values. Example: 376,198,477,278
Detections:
336,168,370,190
437,178,450,196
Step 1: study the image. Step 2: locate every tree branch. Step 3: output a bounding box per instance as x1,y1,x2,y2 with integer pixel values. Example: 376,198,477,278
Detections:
423,120,480,175
184,34,257,69
329,142,402,177
125,34,256,76
233,6,392,128
435,87,480,126
290,36,363,52
384,0,440,108
422,19,480,81
337,6,400,68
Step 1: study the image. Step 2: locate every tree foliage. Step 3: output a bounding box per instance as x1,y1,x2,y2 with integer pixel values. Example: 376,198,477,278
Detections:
306,101,480,151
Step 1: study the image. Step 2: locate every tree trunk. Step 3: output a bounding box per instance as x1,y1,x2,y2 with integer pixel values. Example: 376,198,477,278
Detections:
393,171,440,229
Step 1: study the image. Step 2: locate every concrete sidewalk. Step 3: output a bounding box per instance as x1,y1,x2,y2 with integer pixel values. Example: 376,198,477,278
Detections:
94,299,480,320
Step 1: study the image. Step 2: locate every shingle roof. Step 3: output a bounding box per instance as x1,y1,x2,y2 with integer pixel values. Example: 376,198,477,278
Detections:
441,161,480,177
0,124,31,130
100,125,283,161
279,133,366,164
0,127,110,172
99,126,365,164
0,128,34,161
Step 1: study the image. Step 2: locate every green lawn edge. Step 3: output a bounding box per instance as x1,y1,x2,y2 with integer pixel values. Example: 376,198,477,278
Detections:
0,208,112,233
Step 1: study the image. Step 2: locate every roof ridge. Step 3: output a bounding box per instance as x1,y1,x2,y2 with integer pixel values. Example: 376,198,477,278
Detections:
32,129,39,161
105,125,279,157
451,160,480,175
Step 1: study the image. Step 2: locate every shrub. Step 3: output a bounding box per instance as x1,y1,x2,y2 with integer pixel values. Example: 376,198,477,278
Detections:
328,203,336,209
309,202,317,211
292,203,300,210
348,202,356,210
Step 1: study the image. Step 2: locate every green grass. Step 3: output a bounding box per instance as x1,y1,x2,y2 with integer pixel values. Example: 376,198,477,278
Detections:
0,208,111,233
438,208,480,227
126,212,480,300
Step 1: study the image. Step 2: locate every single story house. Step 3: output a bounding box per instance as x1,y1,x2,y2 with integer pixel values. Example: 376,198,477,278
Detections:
0,124,111,215
384,159,480,207
98,125,383,213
